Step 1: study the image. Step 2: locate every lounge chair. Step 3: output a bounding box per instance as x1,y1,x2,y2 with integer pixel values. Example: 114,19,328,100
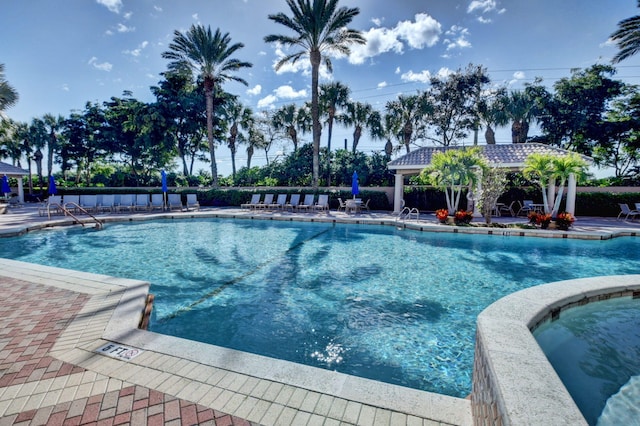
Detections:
284,194,301,211
270,194,287,210
516,200,534,216
98,194,115,213
313,194,329,211
360,199,370,212
186,193,200,211
258,194,274,209
167,194,184,211
134,194,150,211
80,194,98,213
116,194,135,213
38,195,64,217
618,203,640,220
241,194,261,209
298,194,315,211
150,193,165,211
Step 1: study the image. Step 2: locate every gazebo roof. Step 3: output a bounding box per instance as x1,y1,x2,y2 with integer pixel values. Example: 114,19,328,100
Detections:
0,162,28,176
387,143,591,172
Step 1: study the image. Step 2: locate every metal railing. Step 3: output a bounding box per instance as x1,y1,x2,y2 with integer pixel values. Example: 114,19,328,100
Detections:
46,202,103,229
395,206,420,223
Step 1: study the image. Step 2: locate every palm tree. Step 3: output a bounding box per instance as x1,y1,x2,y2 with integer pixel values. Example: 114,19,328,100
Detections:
549,153,588,216
341,101,376,153
477,89,508,145
162,25,252,187
226,99,254,180
0,64,18,114
42,114,64,181
505,90,537,143
264,0,365,188
611,1,640,63
523,153,556,214
320,81,350,185
272,104,310,152
385,93,428,153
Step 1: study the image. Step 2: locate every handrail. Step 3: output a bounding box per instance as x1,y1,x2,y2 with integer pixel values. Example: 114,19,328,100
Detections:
64,202,103,229
395,206,420,223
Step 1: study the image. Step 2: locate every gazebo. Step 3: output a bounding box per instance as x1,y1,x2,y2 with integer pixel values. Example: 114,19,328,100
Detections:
387,143,592,214
0,162,29,203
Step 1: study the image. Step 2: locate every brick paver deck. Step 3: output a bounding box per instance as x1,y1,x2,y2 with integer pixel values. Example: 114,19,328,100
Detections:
0,277,253,426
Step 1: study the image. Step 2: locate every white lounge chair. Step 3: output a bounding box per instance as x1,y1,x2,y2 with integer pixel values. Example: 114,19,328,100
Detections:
63,194,80,213
80,195,98,213
241,194,261,209
38,195,63,217
150,193,165,211
186,193,200,211
298,194,315,211
270,194,287,210
313,194,329,211
618,203,640,220
98,194,115,213
258,194,274,209
284,194,301,211
116,194,135,213
167,194,183,211
134,194,150,211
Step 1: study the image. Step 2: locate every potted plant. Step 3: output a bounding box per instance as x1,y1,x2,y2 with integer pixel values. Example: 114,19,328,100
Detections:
527,211,539,225
555,212,575,230
454,209,473,225
536,213,553,229
435,208,449,223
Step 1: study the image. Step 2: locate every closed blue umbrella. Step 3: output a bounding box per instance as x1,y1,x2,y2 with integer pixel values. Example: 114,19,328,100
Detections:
48,175,57,195
1,176,10,196
161,170,167,210
351,171,359,198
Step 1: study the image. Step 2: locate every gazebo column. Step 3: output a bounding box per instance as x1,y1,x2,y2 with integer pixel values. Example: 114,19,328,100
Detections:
547,181,555,213
17,178,24,203
393,173,404,213
566,173,577,215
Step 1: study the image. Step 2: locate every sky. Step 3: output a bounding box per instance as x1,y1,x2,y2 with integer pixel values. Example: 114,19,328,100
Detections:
3,0,640,177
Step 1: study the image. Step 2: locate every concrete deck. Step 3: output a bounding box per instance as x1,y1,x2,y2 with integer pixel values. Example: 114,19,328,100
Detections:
0,203,638,426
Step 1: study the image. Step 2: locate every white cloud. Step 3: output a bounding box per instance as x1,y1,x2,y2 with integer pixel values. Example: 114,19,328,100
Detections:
400,70,431,83
435,67,454,79
377,81,388,89
348,13,441,65
61,84,70,92
257,94,277,109
513,71,525,80
371,17,383,26
123,11,132,20
395,67,401,74
477,16,492,24
443,26,471,51
153,5,163,12
88,57,113,71
247,84,262,96
467,0,497,13
96,0,121,13
275,85,307,99
192,13,199,20
117,23,135,33
123,41,148,57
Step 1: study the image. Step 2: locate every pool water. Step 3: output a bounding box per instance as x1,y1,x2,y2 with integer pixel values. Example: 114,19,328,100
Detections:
533,297,640,426
2,218,640,398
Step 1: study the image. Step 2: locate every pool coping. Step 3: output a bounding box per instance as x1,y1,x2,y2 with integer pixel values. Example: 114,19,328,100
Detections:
0,258,472,425
471,275,640,425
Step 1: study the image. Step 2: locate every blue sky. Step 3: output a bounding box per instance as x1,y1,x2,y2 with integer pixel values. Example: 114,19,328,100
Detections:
3,0,640,176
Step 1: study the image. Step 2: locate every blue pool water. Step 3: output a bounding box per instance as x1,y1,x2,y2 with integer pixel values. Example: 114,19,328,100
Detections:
534,297,640,425
1,218,640,398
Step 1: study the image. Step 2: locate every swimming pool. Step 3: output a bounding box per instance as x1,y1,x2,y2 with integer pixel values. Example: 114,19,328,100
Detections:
533,297,640,425
2,218,640,398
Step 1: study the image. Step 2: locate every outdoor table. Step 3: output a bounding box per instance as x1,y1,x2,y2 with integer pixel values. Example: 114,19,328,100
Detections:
530,203,546,213
345,199,361,214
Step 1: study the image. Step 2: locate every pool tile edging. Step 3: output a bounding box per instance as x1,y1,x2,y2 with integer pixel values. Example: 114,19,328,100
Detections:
471,274,640,426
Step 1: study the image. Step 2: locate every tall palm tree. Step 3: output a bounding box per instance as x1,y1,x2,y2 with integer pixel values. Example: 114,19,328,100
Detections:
162,25,252,187
43,114,65,181
611,0,640,63
0,64,18,114
341,101,376,153
320,81,350,185
264,0,365,188
272,104,310,152
477,91,508,145
226,99,254,180
385,93,428,153
549,153,588,216
505,90,537,143
523,153,555,214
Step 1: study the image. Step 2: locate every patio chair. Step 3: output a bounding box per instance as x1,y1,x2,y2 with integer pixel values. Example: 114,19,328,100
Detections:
63,194,80,213
241,194,261,209
186,193,200,211
38,195,63,217
313,194,329,211
116,194,135,213
298,194,315,211
150,193,165,211
80,195,98,213
617,203,640,220
360,199,370,212
498,201,516,217
516,200,534,216
167,194,184,211
337,198,346,212
284,194,301,211
269,194,287,210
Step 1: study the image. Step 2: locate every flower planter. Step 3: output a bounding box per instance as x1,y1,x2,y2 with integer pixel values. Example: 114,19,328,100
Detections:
446,216,456,225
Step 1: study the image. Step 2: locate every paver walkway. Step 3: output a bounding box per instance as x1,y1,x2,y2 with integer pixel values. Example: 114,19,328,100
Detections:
0,277,253,426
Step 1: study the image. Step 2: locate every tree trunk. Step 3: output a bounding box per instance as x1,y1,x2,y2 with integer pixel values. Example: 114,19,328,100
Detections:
326,111,334,187
403,121,412,153
485,126,496,144
310,49,321,189
352,126,362,153
247,145,253,169
204,78,218,187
